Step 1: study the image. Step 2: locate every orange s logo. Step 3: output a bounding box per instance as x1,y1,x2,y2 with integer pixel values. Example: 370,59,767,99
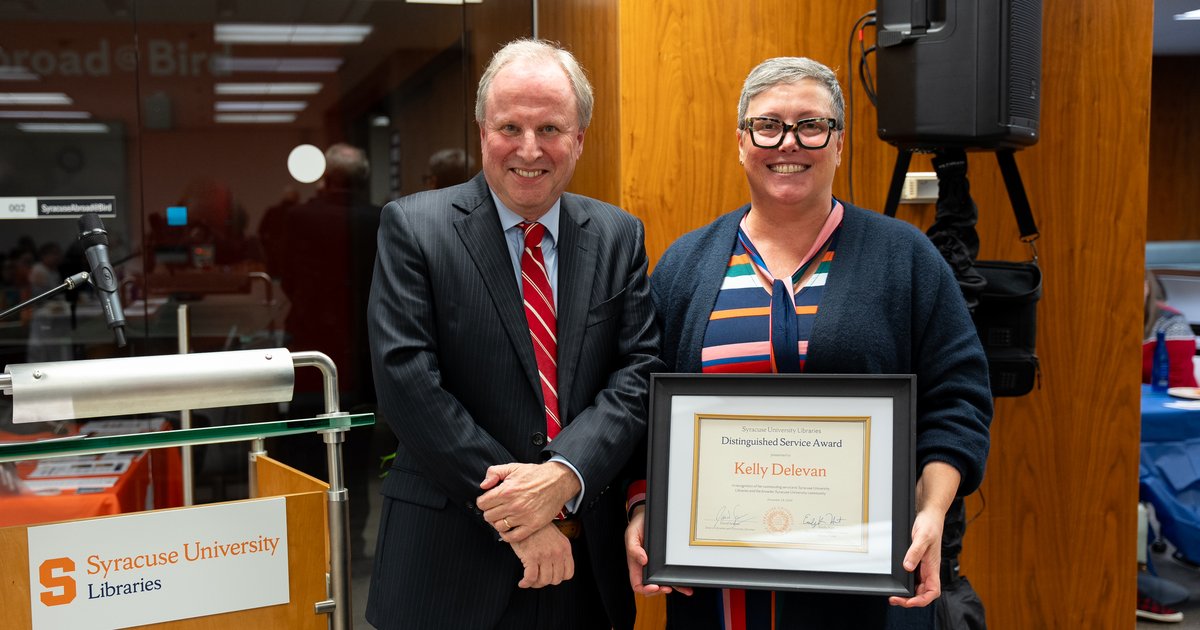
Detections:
39,557,76,606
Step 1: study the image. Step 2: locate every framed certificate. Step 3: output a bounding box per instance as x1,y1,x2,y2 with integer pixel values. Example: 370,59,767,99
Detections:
644,373,916,596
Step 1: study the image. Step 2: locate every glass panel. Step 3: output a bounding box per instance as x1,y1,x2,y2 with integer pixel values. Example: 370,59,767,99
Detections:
0,413,371,528
0,0,530,574
1,0,533,451
0,5,141,368
0,413,372,462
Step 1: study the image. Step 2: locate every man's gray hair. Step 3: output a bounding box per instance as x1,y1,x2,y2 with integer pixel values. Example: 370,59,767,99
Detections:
475,38,594,130
737,57,845,129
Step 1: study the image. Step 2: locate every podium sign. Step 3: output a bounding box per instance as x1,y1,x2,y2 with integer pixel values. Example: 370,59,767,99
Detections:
28,497,289,629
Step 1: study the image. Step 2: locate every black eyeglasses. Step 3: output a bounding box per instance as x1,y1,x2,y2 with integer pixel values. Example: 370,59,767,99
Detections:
739,116,842,149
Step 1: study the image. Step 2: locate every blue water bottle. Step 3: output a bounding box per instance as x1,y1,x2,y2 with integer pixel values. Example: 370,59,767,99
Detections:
1153,330,1170,392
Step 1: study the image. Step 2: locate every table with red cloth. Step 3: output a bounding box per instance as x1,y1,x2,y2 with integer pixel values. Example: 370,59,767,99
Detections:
0,419,184,528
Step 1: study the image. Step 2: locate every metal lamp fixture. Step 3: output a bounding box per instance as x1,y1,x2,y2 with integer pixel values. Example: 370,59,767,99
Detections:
2,348,295,424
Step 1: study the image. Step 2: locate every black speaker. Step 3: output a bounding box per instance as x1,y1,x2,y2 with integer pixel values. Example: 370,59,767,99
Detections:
874,0,1042,150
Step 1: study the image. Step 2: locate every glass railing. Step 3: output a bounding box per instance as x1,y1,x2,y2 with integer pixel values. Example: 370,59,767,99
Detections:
0,414,374,463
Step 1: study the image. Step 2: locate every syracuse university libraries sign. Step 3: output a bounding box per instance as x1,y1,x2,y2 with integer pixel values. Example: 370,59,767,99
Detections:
28,498,289,628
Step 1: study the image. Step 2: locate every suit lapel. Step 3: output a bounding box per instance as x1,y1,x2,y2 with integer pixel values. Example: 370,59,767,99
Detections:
555,196,597,427
453,179,541,397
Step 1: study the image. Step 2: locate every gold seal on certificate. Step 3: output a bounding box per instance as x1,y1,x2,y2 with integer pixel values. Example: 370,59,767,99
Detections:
690,415,869,551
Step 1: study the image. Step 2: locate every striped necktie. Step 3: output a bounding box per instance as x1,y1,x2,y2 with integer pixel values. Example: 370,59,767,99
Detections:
519,222,560,440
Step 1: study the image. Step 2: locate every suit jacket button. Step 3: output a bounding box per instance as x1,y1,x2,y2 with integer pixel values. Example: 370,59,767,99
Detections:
531,432,547,446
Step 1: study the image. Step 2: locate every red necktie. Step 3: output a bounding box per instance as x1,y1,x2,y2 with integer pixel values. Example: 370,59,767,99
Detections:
520,222,560,440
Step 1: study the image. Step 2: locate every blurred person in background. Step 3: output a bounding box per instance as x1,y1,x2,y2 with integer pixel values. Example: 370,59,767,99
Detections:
1144,269,1198,389
424,147,475,190
27,242,63,296
267,142,380,561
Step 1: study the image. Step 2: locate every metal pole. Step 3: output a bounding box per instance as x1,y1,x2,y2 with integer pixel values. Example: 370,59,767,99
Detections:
293,351,351,630
247,272,276,337
0,272,88,321
248,437,266,499
177,304,194,507
321,429,351,630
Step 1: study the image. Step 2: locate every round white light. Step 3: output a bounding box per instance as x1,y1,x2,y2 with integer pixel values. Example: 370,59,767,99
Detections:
287,144,325,183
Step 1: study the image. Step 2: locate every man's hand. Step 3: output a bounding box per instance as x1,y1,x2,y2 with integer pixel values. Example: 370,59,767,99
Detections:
624,505,692,596
478,462,581,542
510,523,574,588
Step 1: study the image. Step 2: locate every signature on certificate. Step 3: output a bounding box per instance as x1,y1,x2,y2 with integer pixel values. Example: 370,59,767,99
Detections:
708,505,754,529
802,512,844,529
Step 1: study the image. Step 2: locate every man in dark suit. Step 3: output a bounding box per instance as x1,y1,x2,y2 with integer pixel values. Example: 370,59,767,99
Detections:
365,39,661,630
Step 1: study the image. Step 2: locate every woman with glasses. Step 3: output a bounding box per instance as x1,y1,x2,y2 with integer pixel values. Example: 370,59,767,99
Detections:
623,57,992,628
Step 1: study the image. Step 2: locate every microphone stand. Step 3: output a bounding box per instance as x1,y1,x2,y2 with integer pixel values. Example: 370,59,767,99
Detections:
0,271,90,321
1,271,93,440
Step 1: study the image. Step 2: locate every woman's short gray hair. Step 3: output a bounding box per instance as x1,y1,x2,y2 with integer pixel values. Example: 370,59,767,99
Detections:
475,38,594,130
737,57,845,129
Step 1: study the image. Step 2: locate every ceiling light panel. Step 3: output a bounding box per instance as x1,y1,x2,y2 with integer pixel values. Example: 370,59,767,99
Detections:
215,82,323,95
0,66,40,81
0,92,72,105
0,111,91,119
213,57,343,73
214,24,373,44
17,122,109,133
215,101,307,112
215,113,297,123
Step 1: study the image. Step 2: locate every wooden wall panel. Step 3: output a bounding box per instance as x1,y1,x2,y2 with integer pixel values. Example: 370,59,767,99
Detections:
542,0,1150,627
538,0,622,205
616,0,929,263
1147,55,1200,241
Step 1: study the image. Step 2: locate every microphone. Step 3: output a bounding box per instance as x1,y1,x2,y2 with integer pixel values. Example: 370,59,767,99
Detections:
78,214,127,348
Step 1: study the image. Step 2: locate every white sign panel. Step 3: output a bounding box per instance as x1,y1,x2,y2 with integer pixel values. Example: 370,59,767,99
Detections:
28,497,289,629
0,197,37,219
0,195,116,219
29,454,134,478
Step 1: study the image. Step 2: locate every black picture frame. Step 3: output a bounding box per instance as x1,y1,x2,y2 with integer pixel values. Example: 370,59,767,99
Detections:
644,373,916,596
